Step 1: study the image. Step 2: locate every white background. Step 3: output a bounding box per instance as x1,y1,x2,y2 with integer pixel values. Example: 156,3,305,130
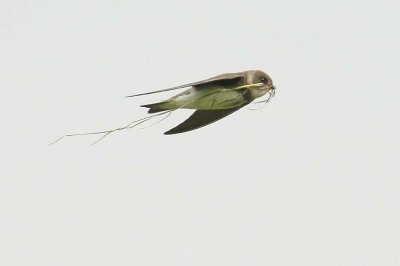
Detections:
1,1,399,265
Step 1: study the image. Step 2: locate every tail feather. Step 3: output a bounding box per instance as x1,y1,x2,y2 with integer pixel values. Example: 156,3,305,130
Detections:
141,101,169,113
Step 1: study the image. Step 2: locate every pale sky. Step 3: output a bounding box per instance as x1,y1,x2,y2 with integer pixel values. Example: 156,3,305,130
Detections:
1,1,399,265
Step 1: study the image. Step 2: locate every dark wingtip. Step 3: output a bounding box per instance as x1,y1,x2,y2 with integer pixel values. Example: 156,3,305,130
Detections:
163,129,178,135
125,94,142,98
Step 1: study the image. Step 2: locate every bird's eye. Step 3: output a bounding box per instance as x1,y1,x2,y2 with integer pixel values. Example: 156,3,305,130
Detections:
261,78,268,84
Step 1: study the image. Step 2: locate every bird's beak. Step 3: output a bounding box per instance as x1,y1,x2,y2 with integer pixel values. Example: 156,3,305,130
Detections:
268,85,276,92
269,85,276,97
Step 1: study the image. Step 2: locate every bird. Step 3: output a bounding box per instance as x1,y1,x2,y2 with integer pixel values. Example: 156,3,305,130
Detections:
51,70,275,145
126,69,276,135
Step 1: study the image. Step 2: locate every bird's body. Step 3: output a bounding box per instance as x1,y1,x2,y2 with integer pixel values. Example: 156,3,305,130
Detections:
126,70,275,134
145,86,248,112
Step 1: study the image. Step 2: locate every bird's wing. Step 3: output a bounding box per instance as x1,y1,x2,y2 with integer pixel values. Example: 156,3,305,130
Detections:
163,104,248,135
126,72,246,98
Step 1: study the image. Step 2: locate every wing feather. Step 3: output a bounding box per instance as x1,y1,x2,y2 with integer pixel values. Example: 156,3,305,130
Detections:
126,72,246,98
164,104,247,135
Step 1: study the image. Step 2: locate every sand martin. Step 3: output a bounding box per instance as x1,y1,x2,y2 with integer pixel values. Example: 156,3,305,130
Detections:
127,69,275,134
52,70,275,144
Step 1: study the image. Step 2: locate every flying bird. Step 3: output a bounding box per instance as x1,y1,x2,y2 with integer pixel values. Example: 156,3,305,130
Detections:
52,70,275,144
